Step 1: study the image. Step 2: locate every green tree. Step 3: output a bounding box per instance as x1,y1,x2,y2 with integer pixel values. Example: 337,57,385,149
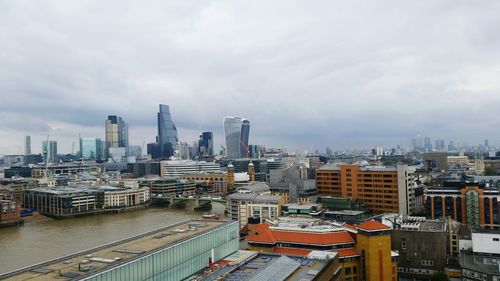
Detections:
484,166,497,176
430,271,448,281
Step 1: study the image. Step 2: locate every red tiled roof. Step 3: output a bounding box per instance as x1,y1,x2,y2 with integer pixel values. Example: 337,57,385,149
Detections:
356,221,390,231
337,248,360,258
247,224,355,246
247,224,277,244
272,247,311,256
343,223,357,231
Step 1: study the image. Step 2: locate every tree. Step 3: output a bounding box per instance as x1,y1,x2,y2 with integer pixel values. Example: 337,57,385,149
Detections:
430,271,448,281
484,166,497,176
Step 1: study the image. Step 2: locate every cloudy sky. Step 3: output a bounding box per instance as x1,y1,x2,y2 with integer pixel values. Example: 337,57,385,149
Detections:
1,0,500,155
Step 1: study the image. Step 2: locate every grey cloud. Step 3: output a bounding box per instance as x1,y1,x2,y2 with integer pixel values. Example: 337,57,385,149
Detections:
1,0,500,154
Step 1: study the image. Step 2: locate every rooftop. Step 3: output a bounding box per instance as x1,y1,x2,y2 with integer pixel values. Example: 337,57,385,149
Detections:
1,220,231,281
357,221,391,232
201,251,334,281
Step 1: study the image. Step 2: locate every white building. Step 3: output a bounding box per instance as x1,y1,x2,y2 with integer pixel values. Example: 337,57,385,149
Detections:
160,160,221,177
102,186,150,208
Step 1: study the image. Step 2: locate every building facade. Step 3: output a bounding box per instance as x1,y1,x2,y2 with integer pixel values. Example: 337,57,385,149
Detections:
316,164,418,215
223,116,250,159
42,140,57,163
24,136,31,155
425,181,500,229
80,138,103,161
157,104,178,159
198,131,214,157
160,160,221,177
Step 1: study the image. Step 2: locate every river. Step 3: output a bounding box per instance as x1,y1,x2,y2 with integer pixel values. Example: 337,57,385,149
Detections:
0,203,226,274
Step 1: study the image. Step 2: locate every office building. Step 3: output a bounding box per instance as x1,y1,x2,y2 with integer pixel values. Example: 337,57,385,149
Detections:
269,164,317,203
424,181,500,229
223,116,250,159
316,164,418,215
141,178,197,201
146,142,160,160
157,104,178,159
41,140,57,163
127,161,161,177
79,138,103,161
198,131,214,157
227,182,285,228
0,220,239,281
24,136,31,155
160,160,221,177
105,115,128,158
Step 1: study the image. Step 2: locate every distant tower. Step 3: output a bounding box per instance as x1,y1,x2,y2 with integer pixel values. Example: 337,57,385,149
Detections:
223,117,250,159
24,136,31,155
157,104,178,159
248,161,255,182
105,115,128,158
226,163,235,193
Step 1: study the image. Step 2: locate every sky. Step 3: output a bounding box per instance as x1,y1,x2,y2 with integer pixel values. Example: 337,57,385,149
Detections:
1,0,500,155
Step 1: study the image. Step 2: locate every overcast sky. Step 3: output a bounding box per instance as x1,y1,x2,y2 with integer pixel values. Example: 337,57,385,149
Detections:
1,0,500,155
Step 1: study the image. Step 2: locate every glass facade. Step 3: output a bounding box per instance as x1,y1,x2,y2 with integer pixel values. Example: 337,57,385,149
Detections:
105,115,129,159
157,104,178,159
83,221,239,281
80,138,103,161
223,117,250,159
199,131,214,157
42,140,57,163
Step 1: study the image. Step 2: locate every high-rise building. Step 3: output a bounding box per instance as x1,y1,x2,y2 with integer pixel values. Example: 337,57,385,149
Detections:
157,104,178,159
105,115,128,158
24,136,31,155
42,140,57,163
223,116,250,159
79,138,103,161
424,136,432,152
198,131,214,157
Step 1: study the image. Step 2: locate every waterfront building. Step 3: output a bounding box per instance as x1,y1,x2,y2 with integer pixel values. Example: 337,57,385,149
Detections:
22,186,150,217
198,131,214,157
0,220,239,281
316,164,419,215
223,116,250,159
0,189,22,226
424,181,500,229
140,178,197,200
79,138,103,161
24,136,31,155
157,104,178,159
42,140,57,163
160,160,221,177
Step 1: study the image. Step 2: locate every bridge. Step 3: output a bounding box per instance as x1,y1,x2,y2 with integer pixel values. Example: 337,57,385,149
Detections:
152,194,226,209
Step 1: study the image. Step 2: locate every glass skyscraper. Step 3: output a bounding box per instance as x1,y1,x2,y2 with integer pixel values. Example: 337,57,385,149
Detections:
80,138,103,161
198,131,214,157
157,104,178,159
105,115,128,159
42,140,57,163
223,117,250,159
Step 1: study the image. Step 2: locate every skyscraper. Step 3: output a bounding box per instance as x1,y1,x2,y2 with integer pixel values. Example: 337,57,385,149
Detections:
157,104,178,159
42,140,57,163
223,117,250,159
80,138,103,161
24,136,31,155
105,115,128,158
198,131,214,157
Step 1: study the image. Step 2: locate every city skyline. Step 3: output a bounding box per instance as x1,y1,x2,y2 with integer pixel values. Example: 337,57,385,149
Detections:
2,1,500,154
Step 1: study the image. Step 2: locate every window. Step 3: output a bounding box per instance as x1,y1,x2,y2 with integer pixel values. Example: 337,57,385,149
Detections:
402,241,407,250
493,238,499,242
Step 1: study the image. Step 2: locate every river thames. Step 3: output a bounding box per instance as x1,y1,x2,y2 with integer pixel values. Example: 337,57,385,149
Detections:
0,204,226,274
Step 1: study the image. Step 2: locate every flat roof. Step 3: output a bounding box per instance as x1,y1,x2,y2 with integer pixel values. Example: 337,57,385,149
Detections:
1,220,233,281
201,252,332,281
